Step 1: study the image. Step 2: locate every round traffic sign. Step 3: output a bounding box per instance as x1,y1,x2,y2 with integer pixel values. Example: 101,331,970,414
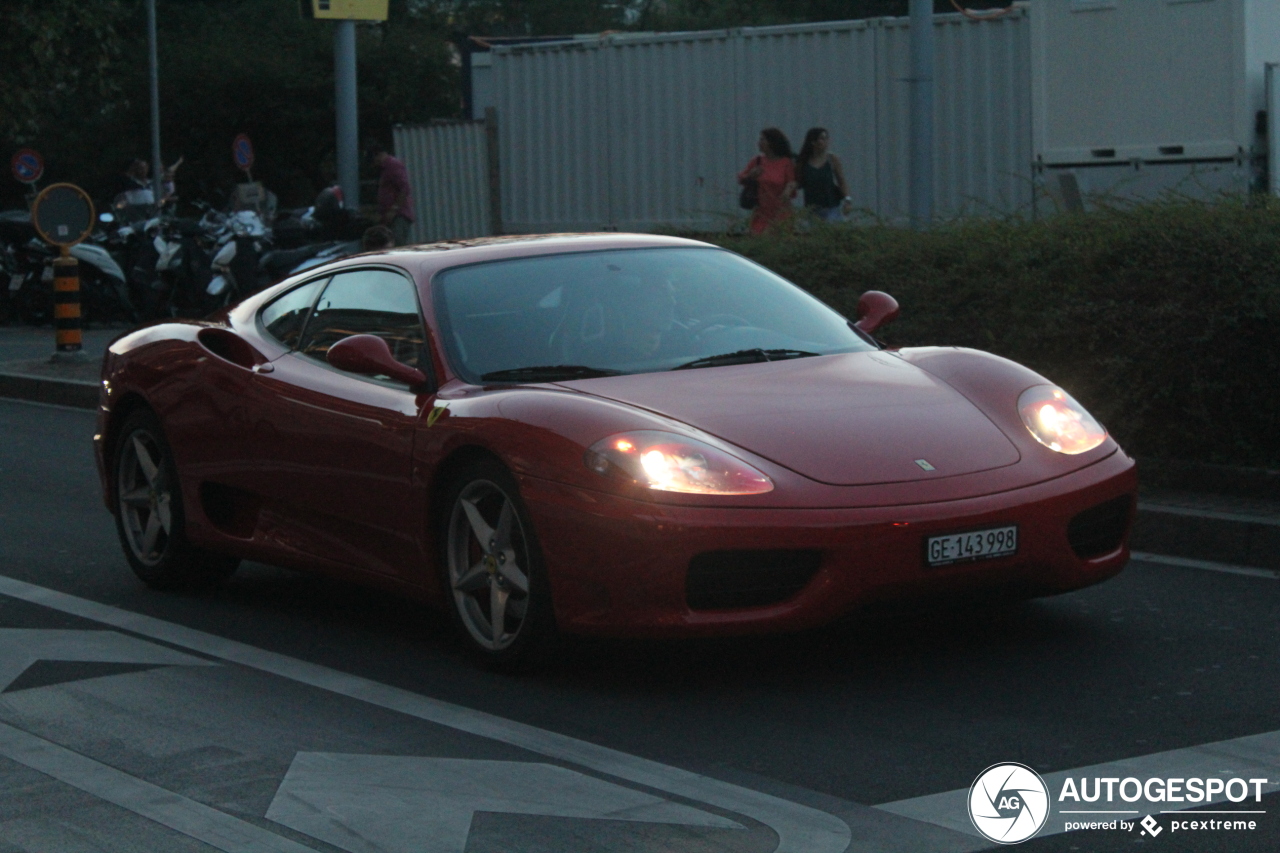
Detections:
32,183,95,248
11,149,44,184
232,133,255,171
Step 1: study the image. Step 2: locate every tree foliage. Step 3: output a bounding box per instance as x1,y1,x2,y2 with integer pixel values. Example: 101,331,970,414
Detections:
418,0,1013,35
422,0,632,35
2,0,459,210
0,0,129,146
0,0,1013,210
630,0,915,30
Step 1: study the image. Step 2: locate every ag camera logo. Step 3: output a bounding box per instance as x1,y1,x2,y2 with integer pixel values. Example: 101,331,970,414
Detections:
969,763,1050,844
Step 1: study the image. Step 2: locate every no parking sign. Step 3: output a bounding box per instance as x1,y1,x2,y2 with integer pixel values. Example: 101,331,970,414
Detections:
232,134,255,173
11,149,44,185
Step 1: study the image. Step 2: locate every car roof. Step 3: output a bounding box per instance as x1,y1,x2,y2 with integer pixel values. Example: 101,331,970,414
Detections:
335,233,719,278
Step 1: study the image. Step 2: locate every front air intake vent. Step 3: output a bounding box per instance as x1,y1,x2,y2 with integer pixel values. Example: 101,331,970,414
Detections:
1068,495,1134,559
686,550,822,611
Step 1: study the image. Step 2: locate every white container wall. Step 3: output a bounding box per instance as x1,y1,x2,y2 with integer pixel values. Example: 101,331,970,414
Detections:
490,11,1034,232
496,44,613,232
393,120,491,244
879,13,1033,220
606,29,742,230
735,21,881,218
1030,0,1280,166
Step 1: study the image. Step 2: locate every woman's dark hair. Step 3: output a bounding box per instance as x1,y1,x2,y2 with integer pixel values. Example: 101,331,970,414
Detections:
760,127,794,159
797,127,827,166
362,224,395,251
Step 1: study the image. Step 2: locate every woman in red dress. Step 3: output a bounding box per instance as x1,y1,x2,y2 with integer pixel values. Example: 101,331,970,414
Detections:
738,127,797,235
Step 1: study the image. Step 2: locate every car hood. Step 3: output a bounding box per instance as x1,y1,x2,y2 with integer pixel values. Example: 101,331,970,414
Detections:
565,351,1021,486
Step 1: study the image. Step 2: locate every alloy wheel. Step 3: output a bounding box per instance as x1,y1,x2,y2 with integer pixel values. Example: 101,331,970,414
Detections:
116,428,173,567
445,479,532,652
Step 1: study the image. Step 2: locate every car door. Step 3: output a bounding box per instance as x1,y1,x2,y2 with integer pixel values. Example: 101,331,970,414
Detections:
247,266,434,579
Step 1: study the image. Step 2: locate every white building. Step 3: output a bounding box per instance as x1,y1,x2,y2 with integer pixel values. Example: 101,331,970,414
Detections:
396,1,1280,241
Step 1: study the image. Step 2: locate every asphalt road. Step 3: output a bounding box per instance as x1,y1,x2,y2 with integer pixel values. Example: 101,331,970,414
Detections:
2,397,1278,853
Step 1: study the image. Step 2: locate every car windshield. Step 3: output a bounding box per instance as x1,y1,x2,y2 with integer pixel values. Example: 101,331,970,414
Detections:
433,247,875,383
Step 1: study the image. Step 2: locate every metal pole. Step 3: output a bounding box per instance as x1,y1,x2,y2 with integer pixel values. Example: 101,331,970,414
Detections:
147,0,163,203
485,107,503,236
909,0,934,229
334,20,360,210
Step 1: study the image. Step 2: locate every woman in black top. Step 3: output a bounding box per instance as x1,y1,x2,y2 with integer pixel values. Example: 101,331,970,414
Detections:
796,128,851,222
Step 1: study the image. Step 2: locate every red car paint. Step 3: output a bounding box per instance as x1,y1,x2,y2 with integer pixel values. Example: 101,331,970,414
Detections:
95,234,1136,637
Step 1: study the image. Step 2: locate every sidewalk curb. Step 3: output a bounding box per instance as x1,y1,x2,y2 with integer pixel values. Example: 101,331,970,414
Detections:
0,371,98,410
1138,458,1280,501
1131,502,1280,572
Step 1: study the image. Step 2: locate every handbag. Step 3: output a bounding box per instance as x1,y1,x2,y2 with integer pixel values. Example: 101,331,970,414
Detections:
738,157,760,210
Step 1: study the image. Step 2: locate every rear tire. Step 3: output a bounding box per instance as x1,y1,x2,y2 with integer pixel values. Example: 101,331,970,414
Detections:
112,409,238,590
439,459,557,670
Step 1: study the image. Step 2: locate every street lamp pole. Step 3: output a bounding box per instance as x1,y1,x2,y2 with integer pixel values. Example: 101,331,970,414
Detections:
147,0,163,202
334,20,360,211
908,0,934,229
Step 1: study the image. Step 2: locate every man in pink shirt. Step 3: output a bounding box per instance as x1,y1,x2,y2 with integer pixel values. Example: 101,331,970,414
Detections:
370,142,414,246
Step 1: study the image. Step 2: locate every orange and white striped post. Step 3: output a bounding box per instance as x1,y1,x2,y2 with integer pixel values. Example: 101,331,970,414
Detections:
31,183,95,362
53,251,83,355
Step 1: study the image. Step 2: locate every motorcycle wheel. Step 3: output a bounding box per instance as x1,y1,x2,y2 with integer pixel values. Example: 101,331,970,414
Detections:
15,278,53,326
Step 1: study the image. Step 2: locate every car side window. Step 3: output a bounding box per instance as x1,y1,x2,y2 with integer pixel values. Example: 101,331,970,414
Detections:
261,277,327,348
296,268,426,369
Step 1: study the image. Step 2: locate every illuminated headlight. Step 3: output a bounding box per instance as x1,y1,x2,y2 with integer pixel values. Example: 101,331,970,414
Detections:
1017,385,1106,455
585,430,773,495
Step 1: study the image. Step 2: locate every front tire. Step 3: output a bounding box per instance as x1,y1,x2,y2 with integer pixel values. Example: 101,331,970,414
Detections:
113,409,238,590
440,460,557,669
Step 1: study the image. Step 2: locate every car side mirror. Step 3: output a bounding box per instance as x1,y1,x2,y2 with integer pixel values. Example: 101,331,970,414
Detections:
327,334,427,388
854,290,900,335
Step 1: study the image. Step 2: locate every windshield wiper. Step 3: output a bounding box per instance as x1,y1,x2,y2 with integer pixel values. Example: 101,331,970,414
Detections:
480,364,624,382
672,348,820,371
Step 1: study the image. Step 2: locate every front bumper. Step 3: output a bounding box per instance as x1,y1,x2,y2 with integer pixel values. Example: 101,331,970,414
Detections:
521,451,1137,638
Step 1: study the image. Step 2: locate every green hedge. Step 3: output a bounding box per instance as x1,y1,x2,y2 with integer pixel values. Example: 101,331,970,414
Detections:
697,200,1280,468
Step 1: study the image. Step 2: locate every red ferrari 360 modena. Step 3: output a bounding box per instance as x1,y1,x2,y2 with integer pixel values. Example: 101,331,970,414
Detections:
95,234,1136,666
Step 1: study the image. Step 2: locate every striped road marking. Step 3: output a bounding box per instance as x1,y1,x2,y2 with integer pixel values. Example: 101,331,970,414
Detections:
0,721,320,853
0,575,851,853
1131,551,1280,580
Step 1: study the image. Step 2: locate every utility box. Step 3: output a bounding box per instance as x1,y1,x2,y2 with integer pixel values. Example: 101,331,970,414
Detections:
1031,0,1280,205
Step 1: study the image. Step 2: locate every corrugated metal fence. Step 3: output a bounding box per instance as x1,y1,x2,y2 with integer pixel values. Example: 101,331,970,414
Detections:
392,119,493,244
399,11,1033,238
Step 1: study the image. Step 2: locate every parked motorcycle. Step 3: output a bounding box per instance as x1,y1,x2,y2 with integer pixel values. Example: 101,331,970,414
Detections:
99,199,271,321
202,209,271,310
0,210,135,326
257,237,362,288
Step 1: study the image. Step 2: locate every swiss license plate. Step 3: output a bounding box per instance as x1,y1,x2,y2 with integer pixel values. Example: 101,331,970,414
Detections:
7,273,22,292
926,525,1018,567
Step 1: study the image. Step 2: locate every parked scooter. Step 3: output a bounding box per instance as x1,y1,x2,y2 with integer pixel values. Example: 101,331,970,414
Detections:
0,241,20,325
202,209,271,310
257,237,362,288
106,201,272,320
0,210,135,325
